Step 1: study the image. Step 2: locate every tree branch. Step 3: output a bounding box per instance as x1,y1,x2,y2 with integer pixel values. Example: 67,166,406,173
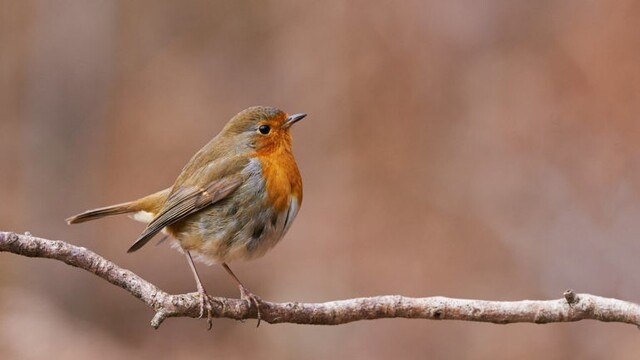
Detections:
2,231,639,329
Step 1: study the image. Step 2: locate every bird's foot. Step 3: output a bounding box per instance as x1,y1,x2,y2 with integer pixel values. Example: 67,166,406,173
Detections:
238,284,263,327
195,285,214,330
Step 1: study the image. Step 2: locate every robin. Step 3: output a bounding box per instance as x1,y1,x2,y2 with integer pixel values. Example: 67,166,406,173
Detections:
67,106,306,327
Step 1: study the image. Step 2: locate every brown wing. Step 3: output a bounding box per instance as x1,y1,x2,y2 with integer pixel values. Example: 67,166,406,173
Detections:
127,175,243,252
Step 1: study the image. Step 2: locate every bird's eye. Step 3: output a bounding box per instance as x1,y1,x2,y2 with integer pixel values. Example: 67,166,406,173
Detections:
258,125,271,135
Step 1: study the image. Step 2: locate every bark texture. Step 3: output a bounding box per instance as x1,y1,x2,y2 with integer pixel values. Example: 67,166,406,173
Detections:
2,231,639,329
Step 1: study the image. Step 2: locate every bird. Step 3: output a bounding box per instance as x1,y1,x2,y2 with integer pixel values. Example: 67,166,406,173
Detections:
66,106,306,327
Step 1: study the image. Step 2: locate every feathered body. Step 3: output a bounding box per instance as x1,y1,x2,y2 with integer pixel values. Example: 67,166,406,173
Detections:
169,120,303,264
68,106,304,265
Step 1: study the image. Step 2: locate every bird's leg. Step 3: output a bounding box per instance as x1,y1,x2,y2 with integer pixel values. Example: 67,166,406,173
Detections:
185,251,214,329
222,262,262,326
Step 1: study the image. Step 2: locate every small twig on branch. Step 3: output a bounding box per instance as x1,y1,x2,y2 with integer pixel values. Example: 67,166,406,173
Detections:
1,231,640,329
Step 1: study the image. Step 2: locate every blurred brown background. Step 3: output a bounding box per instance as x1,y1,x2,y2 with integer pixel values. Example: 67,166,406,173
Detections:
2,0,640,359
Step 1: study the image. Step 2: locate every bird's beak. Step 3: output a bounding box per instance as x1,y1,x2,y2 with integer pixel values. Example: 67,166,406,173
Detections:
284,113,307,128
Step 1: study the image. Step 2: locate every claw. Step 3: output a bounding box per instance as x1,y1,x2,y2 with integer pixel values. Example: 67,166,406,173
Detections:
221,263,263,327
196,284,214,330
185,251,215,330
239,284,263,327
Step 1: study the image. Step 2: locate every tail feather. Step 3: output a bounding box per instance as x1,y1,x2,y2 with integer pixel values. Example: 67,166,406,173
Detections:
66,188,171,225
66,202,134,224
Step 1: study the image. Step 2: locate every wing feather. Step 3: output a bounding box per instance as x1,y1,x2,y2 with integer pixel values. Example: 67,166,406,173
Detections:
127,175,243,252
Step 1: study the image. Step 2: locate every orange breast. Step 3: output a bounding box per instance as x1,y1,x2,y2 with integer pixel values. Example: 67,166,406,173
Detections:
258,151,303,212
